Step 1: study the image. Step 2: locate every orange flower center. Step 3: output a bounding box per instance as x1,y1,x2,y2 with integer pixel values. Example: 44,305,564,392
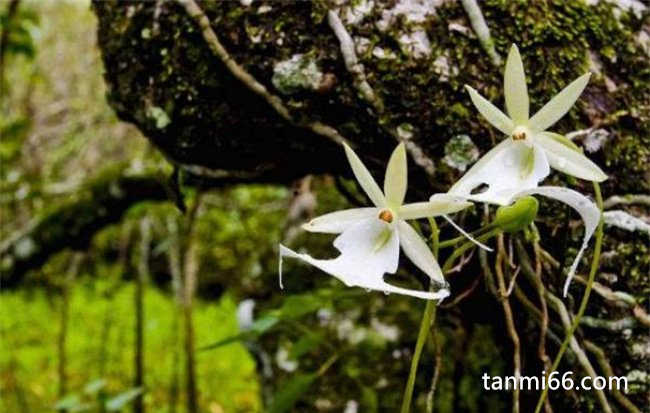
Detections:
378,210,394,223
512,126,529,141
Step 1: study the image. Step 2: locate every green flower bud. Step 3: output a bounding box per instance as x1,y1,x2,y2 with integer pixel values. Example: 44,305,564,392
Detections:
494,196,539,233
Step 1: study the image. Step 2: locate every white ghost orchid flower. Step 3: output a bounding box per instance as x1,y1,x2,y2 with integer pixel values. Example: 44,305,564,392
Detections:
280,143,472,300
439,185,599,297
451,44,607,205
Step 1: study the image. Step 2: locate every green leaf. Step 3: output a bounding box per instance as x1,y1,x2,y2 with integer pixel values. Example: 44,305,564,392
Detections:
198,333,248,351
288,333,324,361
105,387,144,411
268,373,318,413
53,394,82,410
279,294,328,319
361,386,379,413
495,196,539,233
251,315,280,333
83,378,107,395
198,316,279,351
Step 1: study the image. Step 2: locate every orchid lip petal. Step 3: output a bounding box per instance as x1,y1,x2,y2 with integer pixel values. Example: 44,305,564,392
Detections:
534,132,607,182
504,44,529,124
514,186,600,297
281,219,446,300
397,220,446,285
528,73,591,132
384,142,408,209
343,143,386,208
302,208,377,234
328,218,396,261
465,85,515,135
280,218,399,286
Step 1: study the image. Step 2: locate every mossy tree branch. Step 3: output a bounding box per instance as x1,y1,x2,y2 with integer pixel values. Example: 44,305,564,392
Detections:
0,171,169,287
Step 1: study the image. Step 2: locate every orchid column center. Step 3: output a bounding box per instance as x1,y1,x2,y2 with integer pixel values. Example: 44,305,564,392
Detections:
512,126,530,141
378,209,394,223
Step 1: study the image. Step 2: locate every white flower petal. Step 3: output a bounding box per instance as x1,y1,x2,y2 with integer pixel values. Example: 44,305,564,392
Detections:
449,140,550,205
397,220,446,285
516,186,600,297
534,132,607,182
281,218,397,287
449,139,512,200
504,44,529,124
344,144,386,208
384,143,408,209
399,196,472,220
466,85,515,135
281,219,444,300
528,73,591,132
331,219,398,267
302,208,377,234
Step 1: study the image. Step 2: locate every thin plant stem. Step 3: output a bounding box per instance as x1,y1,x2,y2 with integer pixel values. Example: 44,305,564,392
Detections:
134,218,151,413
427,217,439,258
437,224,495,249
57,253,82,411
400,228,500,413
425,316,442,413
443,228,500,268
400,303,437,413
182,193,204,413
495,235,520,413
533,182,604,413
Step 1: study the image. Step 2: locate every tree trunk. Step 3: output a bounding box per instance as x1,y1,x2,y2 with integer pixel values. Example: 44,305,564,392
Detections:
88,1,649,412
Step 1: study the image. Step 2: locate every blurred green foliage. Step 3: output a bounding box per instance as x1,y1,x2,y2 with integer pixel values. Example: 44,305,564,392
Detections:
0,284,261,412
0,3,38,59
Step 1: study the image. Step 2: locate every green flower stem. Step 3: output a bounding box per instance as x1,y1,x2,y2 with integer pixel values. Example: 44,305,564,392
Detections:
437,224,496,249
400,299,438,413
533,182,604,413
400,228,500,413
427,217,440,257
442,228,500,268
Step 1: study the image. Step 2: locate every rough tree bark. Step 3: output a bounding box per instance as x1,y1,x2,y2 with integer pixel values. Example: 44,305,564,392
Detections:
91,0,648,194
